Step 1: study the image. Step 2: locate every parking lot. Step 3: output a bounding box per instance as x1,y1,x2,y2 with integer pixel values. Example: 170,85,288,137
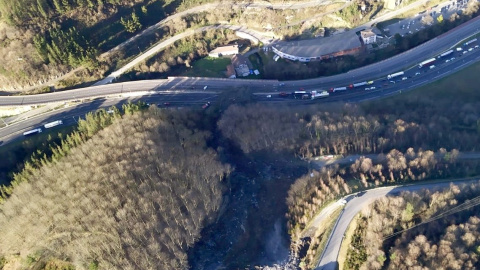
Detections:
383,0,466,37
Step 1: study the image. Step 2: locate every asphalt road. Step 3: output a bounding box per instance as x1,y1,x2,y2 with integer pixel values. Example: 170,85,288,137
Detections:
0,92,218,146
316,177,480,270
2,13,479,107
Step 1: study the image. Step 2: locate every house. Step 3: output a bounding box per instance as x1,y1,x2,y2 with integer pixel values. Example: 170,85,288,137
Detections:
208,45,239,57
360,30,377,45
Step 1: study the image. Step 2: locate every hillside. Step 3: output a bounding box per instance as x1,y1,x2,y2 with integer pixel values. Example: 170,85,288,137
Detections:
0,108,231,269
345,183,480,269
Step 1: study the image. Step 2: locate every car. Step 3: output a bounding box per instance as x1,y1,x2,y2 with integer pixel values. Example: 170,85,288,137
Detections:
445,59,450,63
402,77,408,80
389,81,396,84
163,102,171,106
415,72,421,76
430,65,436,69
451,57,456,61
456,47,463,51
370,86,376,90
339,199,347,205
463,50,468,54
279,92,288,97
203,85,208,90
279,83,285,87
468,48,474,52
202,102,211,109
266,95,272,98
365,87,371,90
475,45,479,49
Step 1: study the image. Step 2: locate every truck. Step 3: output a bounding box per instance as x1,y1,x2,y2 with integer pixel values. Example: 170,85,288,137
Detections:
464,38,477,46
418,58,436,68
387,71,404,79
293,91,307,99
329,87,347,92
44,120,63,129
311,90,329,99
349,81,368,88
23,128,42,136
437,50,453,58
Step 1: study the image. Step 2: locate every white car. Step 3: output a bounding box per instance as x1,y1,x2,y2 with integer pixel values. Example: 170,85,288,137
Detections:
475,45,479,49
402,77,408,80
203,85,208,90
430,65,436,69
445,59,450,63
415,72,421,76
339,199,347,205
365,87,371,90
457,47,463,51
370,86,376,90
463,50,468,54
468,48,474,52
451,57,456,61
266,95,272,98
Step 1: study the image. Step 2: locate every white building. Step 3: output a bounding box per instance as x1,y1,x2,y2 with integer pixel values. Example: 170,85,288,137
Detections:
208,45,239,57
360,30,377,45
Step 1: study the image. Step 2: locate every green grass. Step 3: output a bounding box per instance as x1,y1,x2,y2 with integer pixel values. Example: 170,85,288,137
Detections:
367,60,480,106
181,57,232,77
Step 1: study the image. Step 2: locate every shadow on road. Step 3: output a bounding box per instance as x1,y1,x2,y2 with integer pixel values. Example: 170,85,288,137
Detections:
319,260,339,270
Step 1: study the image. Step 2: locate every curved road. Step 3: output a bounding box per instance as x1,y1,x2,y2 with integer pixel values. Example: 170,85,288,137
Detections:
316,177,480,270
1,13,479,106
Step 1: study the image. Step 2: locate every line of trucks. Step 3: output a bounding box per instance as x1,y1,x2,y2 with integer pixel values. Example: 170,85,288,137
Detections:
23,120,63,136
326,39,478,92
278,90,330,99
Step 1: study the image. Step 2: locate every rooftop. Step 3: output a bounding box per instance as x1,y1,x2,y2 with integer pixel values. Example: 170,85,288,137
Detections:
209,45,239,54
360,30,376,38
273,31,362,58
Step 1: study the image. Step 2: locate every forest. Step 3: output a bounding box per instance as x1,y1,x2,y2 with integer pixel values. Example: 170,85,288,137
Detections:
0,106,231,269
344,182,480,269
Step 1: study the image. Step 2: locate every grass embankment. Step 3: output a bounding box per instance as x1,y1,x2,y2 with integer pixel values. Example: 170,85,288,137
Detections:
182,57,232,77
301,207,344,269
338,214,360,270
365,59,480,107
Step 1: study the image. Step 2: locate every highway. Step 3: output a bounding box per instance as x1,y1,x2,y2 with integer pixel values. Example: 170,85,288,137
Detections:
0,92,218,146
2,13,479,107
316,177,480,270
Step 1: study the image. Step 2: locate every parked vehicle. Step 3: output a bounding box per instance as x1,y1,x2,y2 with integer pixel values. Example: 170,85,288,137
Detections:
203,85,208,90
202,102,211,109
44,120,63,129
430,65,436,69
